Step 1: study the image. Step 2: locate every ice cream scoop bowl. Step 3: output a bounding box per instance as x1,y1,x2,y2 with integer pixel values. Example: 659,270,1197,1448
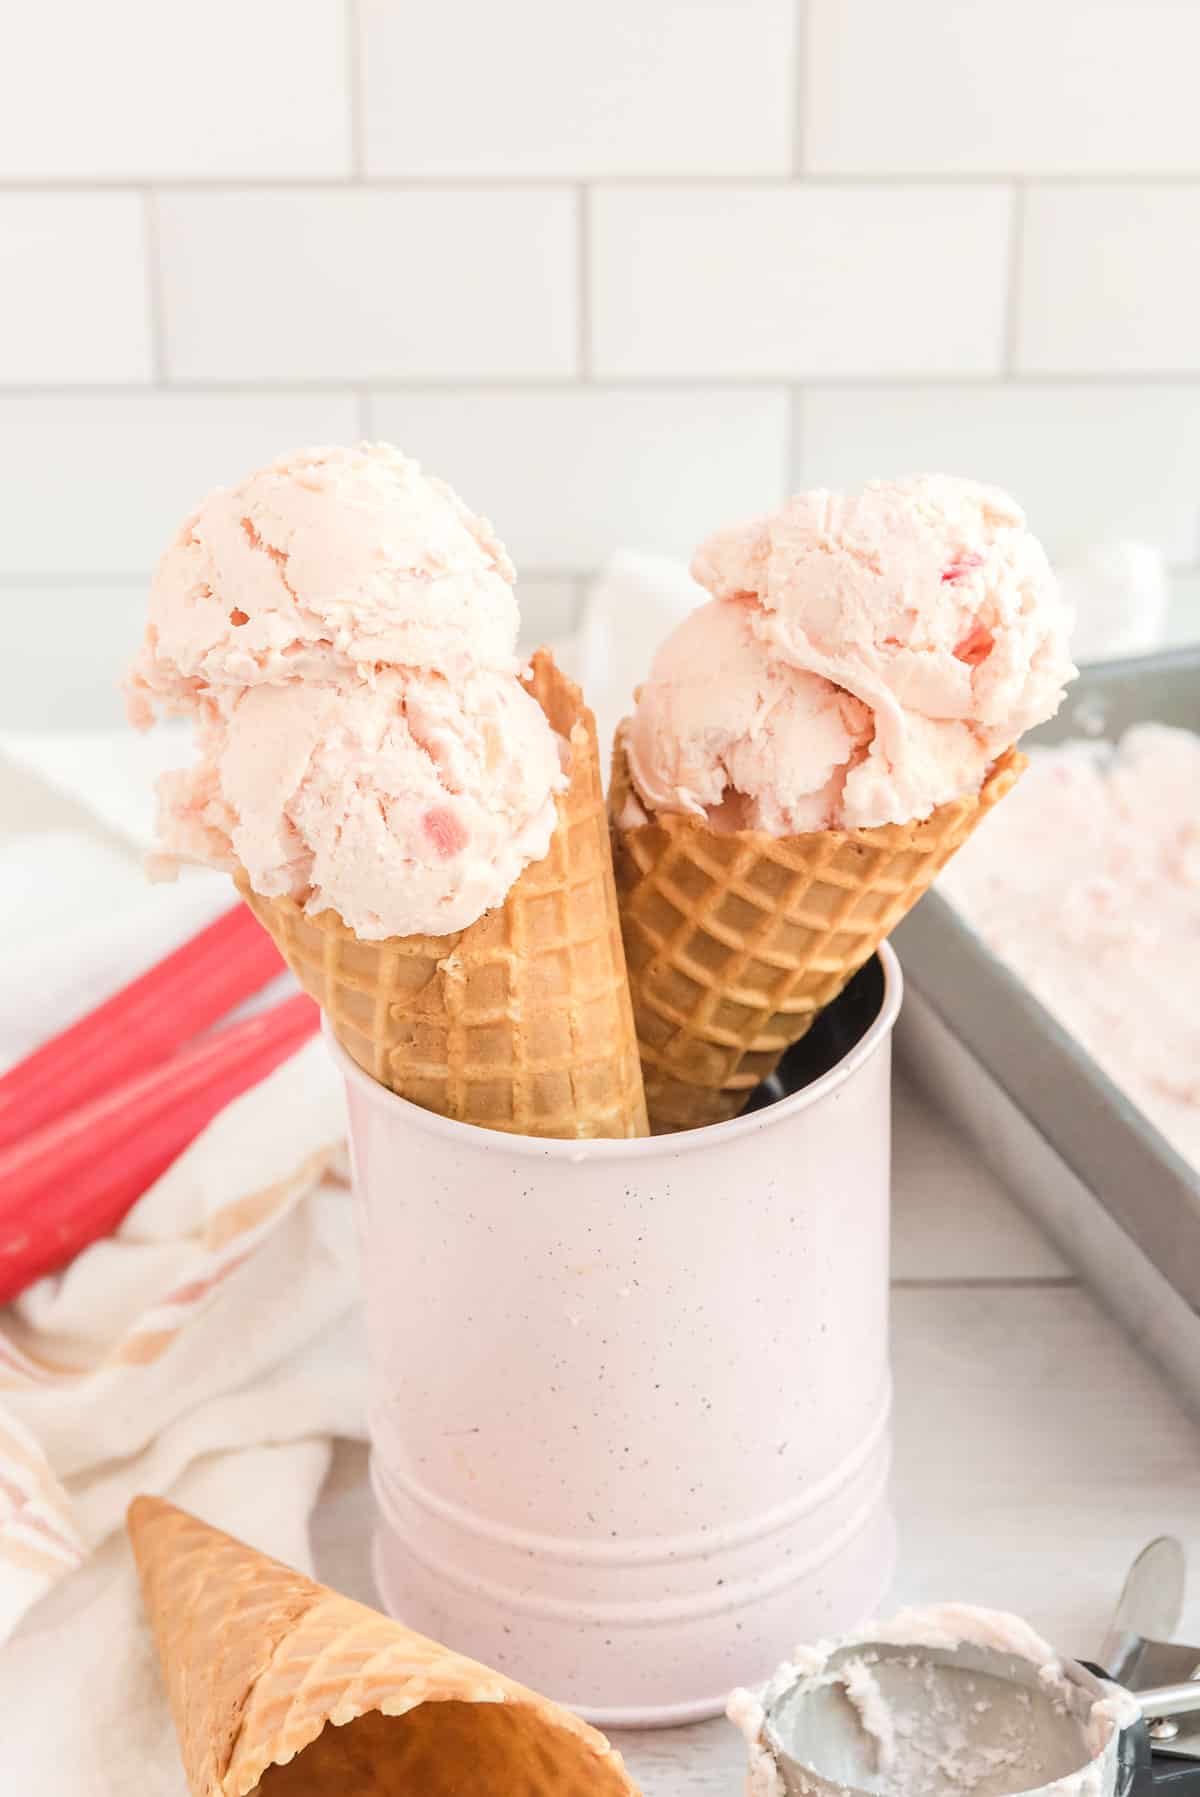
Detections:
762,1643,1128,1797
329,946,903,1726
753,1625,1200,1797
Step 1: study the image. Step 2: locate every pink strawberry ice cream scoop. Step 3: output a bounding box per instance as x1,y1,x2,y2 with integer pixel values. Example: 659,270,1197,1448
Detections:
624,599,875,834
627,474,1074,833
160,668,563,940
127,441,520,721
129,442,566,939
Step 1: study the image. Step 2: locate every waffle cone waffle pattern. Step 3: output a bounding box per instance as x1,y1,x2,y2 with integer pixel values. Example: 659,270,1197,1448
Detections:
610,739,1024,1132
127,1496,639,1797
237,651,647,1139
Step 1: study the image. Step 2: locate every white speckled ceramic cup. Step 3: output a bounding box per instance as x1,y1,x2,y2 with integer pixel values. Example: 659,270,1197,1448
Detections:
330,943,901,1728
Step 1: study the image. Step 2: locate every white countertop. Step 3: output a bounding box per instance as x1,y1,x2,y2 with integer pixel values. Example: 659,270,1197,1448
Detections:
5,756,1200,1796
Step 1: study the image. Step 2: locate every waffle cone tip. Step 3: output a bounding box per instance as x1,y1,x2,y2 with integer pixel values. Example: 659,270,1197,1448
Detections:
128,1495,639,1796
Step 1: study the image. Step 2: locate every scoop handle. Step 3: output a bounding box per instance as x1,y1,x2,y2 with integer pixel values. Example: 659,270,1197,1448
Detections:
1077,1664,1200,1797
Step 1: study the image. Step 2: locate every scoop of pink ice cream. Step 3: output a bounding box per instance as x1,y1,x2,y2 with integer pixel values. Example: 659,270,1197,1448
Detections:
623,600,874,833
627,474,1073,834
691,475,1074,769
158,668,564,940
131,440,567,937
128,442,519,722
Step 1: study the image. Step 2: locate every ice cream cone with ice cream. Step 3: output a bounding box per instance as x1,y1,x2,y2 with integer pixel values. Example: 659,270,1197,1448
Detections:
127,1494,639,1797
611,477,1075,1132
128,443,646,1139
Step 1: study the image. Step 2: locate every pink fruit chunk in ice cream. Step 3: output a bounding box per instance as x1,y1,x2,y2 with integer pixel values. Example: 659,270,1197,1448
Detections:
628,474,1074,834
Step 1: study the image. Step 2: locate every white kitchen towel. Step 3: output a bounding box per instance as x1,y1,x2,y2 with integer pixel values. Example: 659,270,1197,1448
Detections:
0,718,191,852
0,834,234,1071
0,1005,363,1783
0,776,364,1791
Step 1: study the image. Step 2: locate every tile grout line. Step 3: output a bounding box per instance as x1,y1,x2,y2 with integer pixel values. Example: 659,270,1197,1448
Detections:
141,188,168,384
792,0,808,177
787,385,802,490
576,184,592,380
8,372,1200,396
346,0,367,180
7,172,1200,191
1003,180,1027,376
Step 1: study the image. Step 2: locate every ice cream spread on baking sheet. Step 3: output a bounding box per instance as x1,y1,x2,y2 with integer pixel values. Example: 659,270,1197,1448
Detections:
941,722,1200,1174
730,1606,1137,1797
127,442,566,941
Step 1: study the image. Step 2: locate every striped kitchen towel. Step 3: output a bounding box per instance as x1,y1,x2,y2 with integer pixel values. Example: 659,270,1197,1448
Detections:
0,813,366,1793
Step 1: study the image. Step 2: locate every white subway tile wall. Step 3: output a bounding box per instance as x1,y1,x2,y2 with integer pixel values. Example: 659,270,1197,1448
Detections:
0,194,152,385
0,0,351,179
359,0,797,176
1017,185,1200,375
805,0,1200,174
590,184,1013,377
1,0,1198,725
158,188,579,381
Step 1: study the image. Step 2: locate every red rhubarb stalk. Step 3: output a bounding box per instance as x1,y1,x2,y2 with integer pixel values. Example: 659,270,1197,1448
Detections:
0,904,284,1153
0,993,319,1305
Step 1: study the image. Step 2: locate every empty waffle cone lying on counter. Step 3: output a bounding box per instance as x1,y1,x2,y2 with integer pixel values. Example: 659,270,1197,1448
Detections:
610,734,1024,1133
127,1496,640,1797
238,651,647,1140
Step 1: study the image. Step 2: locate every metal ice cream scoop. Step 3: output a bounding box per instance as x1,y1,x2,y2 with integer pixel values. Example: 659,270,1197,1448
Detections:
1098,1537,1199,1761
758,1542,1200,1797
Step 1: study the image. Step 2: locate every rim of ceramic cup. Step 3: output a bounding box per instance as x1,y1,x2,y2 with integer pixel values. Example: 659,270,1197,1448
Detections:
325,939,902,1161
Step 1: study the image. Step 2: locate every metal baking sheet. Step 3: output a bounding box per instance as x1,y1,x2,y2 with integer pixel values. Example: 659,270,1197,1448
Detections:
892,646,1200,1312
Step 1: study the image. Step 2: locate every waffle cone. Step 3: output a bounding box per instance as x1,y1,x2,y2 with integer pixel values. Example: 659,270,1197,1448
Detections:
128,1496,640,1797
610,737,1024,1132
237,651,647,1139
